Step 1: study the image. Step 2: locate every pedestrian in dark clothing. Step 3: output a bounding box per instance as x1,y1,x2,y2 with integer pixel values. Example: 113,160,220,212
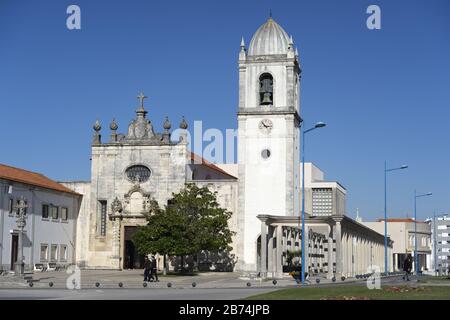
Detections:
143,256,151,282
151,255,159,282
402,255,412,281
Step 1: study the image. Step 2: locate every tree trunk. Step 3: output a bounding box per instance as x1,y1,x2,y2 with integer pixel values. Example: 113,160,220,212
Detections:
194,252,199,272
163,254,167,275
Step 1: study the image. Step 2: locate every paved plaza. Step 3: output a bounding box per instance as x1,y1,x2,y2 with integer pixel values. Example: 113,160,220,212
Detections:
1,270,447,300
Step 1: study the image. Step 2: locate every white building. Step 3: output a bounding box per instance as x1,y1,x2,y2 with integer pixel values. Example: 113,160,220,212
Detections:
429,214,450,275
363,218,432,272
0,164,81,273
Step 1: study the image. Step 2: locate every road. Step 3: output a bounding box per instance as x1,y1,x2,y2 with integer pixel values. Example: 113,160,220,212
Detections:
0,287,277,300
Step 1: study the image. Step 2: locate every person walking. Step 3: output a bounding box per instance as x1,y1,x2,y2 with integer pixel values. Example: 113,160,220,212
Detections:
402,255,412,281
151,255,159,282
143,256,151,282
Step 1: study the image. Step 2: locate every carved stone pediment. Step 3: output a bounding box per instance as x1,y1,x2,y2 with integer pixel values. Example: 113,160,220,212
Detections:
123,182,152,215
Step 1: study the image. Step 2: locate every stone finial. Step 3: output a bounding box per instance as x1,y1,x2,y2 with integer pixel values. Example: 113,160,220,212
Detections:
93,120,102,132
93,120,102,144
179,116,188,129
109,118,119,143
163,116,171,131
295,47,299,57
288,35,294,51
239,36,247,61
110,118,118,131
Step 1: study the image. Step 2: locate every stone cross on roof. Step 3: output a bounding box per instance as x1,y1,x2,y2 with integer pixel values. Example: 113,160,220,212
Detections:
137,92,148,108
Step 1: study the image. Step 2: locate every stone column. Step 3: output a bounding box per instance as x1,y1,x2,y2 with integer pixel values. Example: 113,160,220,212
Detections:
393,253,397,272
327,225,334,279
282,228,287,266
260,219,268,278
276,225,283,278
268,226,274,277
112,218,121,269
333,216,343,277
358,236,362,275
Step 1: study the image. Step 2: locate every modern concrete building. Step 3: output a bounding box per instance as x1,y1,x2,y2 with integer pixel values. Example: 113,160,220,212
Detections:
429,214,450,275
363,218,432,272
0,164,81,273
300,163,346,217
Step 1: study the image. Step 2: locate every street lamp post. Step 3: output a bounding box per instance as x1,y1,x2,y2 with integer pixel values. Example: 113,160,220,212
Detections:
301,121,326,285
414,190,432,276
13,196,28,276
384,162,408,275
433,211,438,276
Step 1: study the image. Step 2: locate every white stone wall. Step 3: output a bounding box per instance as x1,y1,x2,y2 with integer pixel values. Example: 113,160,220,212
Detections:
237,52,300,271
86,142,188,268
194,180,238,259
61,181,90,267
0,179,80,271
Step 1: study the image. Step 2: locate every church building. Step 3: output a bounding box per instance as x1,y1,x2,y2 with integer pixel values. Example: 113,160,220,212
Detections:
63,17,391,278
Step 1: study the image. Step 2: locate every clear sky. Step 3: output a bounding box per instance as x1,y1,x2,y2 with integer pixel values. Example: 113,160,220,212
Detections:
1,0,449,221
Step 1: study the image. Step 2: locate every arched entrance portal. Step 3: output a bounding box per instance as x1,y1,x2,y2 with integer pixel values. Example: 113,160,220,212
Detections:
123,226,145,269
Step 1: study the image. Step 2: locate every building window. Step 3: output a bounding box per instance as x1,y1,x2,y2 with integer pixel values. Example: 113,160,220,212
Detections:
60,245,68,261
125,165,151,183
40,244,48,261
99,200,107,236
261,149,271,159
312,188,333,216
42,204,49,219
8,198,13,215
259,73,273,105
61,207,68,221
50,244,58,261
51,206,59,220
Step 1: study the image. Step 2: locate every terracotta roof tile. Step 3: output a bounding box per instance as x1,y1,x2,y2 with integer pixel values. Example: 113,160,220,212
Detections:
190,152,237,179
378,218,427,224
0,163,81,196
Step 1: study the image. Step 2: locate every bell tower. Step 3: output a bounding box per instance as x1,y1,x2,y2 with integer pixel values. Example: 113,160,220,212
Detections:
236,17,301,272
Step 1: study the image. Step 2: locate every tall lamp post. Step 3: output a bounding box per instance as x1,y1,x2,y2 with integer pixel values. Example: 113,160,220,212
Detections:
13,196,28,276
301,121,326,284
433,211,438,276
414,190,432,276
384,162,408,275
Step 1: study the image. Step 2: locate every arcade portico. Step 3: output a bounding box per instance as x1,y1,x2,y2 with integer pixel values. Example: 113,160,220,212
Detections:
258,214,393,279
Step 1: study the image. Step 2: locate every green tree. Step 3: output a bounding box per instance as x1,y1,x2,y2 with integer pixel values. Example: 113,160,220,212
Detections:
132,184,234,272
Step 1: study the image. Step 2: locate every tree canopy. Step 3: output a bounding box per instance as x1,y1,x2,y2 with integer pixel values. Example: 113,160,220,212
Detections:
132,184,234,259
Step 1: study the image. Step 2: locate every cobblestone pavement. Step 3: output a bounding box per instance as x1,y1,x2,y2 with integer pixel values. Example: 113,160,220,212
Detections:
1,269,441,290
0,270,301,289
1,271,445,299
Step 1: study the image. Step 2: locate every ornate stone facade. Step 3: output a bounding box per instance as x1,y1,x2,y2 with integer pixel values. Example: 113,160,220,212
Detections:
63,17,391,277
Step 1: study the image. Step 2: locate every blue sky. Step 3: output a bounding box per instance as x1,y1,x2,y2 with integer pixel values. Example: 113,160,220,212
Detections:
0,0,449,221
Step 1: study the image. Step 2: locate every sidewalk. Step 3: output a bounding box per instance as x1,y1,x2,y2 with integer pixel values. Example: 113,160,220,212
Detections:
0,270,336,289
0,270,409,290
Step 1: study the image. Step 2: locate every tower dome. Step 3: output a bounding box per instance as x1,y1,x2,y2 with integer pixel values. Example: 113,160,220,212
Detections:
248,17,291,56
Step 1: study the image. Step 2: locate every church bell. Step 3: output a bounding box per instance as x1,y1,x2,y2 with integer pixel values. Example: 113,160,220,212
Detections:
262,92,272,104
